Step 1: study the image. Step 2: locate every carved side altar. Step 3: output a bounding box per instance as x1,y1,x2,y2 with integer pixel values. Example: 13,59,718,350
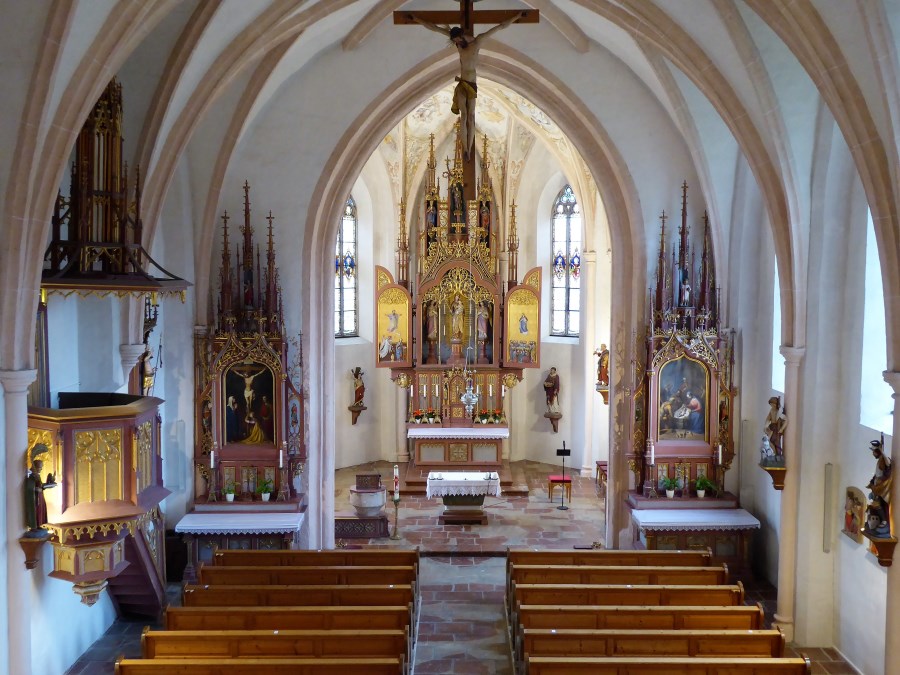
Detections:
181,183,305,574
377,131,541,467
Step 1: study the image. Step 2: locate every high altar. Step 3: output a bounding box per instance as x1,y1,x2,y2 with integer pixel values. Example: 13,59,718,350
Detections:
376,131,542,467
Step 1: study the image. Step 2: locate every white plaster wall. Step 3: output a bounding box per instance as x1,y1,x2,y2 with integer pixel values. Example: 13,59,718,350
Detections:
154,159,198,526
76,297,123,392
47,295,81,403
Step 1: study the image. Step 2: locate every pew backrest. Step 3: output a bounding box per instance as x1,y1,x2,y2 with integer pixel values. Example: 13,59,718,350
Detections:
182,584,415,609
115,656,404,674
511,582,744,613
515,604,765,632
214,549,419,569
509,564,728,587
199,564,417,587
164,605,412,633
524,655,810,675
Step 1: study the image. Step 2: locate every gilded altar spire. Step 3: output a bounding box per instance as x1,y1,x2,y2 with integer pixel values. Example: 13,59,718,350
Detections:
425,134,439,201
397,201,409,288
478,135,492,202
507,201,519,287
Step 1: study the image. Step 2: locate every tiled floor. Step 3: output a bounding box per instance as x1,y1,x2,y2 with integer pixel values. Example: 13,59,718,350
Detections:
66,460,859,674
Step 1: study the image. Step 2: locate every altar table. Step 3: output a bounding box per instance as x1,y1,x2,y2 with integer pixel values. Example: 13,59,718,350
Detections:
426,471,501,525
631,508,760,578
175,512,305,582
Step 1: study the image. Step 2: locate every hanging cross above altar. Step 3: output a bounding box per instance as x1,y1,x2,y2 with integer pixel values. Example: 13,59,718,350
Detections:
395,2,539,159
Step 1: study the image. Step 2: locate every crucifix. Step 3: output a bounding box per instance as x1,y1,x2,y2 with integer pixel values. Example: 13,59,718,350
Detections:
395,2,538,164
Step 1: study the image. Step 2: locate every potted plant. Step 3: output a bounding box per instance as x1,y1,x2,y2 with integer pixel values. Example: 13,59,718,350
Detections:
224,480,237,502
256,478,274,502
478,409,491,424
492,409,503,423
661,475,679,498
412,409,425,423
426,407,437,423
694,475,717,499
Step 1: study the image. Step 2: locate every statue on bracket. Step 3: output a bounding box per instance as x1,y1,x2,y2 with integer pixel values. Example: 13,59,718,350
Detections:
24,445,56,536
864,437,892,539
348,367,367,425
594,344,610,404
543,366,562,432
759,395,787,489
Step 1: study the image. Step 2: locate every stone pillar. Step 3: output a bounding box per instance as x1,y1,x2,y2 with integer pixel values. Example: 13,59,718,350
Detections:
772,346,805,643
580,251,597,476
396,385,409,463
883,370,900,675
0,369,37,675
119,343,146,387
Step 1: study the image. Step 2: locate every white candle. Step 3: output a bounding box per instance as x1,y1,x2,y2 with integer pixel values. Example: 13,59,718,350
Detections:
421,385,426,398
433,383,438,397
279,448,283,468
650,444,655,465
210,447,216,469
489,384,493,397
393,464,400,497
717,444,723,465
477,384,481,395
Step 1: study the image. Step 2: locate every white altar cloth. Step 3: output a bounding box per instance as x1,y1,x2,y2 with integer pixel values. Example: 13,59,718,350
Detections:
631,508,760,532
408,426,510,439
426,471,501,499
175,512,305,535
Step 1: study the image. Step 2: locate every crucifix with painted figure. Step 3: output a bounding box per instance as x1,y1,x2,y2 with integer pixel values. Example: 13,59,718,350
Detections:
395,1,538,165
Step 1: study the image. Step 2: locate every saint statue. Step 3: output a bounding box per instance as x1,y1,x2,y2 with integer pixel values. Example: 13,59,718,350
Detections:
594,344,609,387
351,367,365,406
476,302,490,341
543,367,561,415
866,438,892,537
426,302,438,340
450,297,465,339
24,448,56,535
764,396,787,456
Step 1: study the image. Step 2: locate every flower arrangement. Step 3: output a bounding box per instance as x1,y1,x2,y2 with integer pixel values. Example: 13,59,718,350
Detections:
412,408,439,423
426,407,437,422
493,408,504,423
478,409,491,423
412,409,425,423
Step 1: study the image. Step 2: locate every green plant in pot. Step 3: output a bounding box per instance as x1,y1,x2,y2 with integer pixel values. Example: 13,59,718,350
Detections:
256,478,274,502
224,480,237,502
694,475,717,498
661,475,679,498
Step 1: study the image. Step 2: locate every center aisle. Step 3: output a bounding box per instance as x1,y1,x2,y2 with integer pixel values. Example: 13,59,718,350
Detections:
415,556,512,674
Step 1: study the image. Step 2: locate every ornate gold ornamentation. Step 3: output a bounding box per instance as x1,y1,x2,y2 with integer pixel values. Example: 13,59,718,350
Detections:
650,328,719,371
507,288,537,305
136,420,152,493
213,333,283,378
449,444,468,462
394,373,411,388
377,268,392,290
524,269,541,289
45,511,151,543
380,287,409,304
501,372,520,389
75,429,123,503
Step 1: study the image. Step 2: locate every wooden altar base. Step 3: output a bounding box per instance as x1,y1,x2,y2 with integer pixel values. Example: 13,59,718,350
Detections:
627,491,738,510
398,459,528,497
334,512,390,539
439,509,489,526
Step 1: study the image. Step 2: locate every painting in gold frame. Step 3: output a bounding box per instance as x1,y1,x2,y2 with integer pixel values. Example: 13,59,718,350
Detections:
657,356,709,442
224,362,276,446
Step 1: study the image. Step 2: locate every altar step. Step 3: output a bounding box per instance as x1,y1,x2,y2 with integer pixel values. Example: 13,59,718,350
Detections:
627,491,739,510
399,460,529,497
193,494,306,513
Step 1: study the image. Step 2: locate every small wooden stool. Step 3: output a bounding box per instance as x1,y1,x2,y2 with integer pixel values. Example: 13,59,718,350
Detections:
548,474,572,501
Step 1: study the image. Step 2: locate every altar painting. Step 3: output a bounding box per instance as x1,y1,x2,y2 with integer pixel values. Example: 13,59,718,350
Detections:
657,356,708,441
505,288,538,365
223,362,276,445
376,287,411,366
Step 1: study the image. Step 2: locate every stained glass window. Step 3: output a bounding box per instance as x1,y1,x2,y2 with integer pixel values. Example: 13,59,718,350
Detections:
334,197,358,337
550,185,581,336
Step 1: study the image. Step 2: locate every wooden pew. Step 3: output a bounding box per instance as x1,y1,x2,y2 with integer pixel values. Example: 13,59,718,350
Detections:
509,564,728,587
515,603,765,631
510,583,744,625
511,603,766,660
213,549,419,569
165,605,412,634
518,628,784,664
142,628,409,667
199,564,417,587
182,584,416,611
524,655,811,674
115,656,404,674
506,548,712,595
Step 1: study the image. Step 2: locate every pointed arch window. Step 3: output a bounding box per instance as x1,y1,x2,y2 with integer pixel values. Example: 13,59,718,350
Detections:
550,185,581,336
334,197,358,337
